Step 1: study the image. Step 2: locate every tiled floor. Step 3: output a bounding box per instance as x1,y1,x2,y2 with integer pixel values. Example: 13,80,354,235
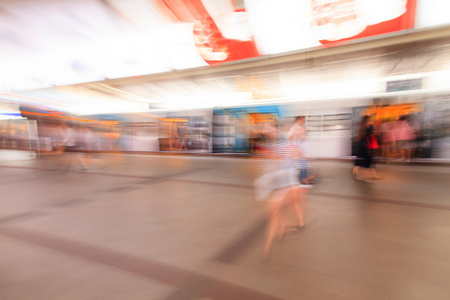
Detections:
1,150,450,299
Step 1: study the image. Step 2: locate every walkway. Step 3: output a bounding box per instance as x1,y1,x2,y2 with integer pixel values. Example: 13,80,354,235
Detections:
1,150,450,299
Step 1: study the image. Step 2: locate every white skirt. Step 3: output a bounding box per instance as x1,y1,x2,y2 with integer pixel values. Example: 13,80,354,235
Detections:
254,168,308,201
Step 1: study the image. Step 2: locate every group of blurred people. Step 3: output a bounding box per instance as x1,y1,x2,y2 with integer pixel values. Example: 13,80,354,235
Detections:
379,115,421,161
255,113,423,257
352,114,421,181
39,123,104,171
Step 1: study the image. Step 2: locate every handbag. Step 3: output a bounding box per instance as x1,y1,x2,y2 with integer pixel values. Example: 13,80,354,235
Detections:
367,134,379,150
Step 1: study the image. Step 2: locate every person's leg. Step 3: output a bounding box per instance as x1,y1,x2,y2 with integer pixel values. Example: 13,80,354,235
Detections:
301,169,307,180
289,187,308,226
353,143,367,178
366,152,381,178
62,148,76,172
305,172,318,183
300,169,309,183
263,188,289,258
352,166,361,177
405,147,412,160
400,140,407,159
385,142,393,158
369,168,382,179
263,201,282,258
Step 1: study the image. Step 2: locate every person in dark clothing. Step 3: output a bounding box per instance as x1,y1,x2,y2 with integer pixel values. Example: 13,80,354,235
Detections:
352,115,381,180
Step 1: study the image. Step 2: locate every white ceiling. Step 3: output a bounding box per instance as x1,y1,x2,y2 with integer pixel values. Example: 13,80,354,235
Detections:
1,0,449,115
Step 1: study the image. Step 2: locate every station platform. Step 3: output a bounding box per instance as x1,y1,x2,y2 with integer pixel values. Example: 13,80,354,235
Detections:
1,150,450,299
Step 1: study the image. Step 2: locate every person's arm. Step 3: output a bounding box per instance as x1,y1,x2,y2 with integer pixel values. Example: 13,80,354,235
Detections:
287,125,295,140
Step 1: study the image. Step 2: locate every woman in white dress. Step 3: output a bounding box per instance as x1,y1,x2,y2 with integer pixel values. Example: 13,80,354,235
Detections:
254,123,312,258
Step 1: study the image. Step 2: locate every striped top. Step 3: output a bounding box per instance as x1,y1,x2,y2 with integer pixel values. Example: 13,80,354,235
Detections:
258,138,299,175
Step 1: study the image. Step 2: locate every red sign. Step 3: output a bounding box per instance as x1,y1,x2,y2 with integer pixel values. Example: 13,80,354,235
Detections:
314,0,417,46
159,0,260,66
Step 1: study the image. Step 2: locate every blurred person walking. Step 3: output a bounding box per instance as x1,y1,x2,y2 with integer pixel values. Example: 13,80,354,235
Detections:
79,126,104,170
254,124,312,258
60,123,84,171
409,114,424,158
380,119,395,159
288,116,317,184
352,115,381,180
396,115,416,161
177,123,188,151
